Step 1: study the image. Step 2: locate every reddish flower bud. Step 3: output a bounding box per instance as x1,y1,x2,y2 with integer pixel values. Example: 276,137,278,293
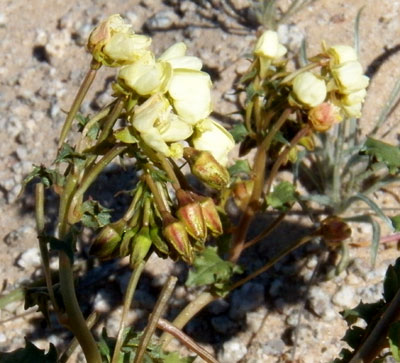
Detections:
163,219,194,264
89,220,125,259
183,147,229,190
199,197,223,236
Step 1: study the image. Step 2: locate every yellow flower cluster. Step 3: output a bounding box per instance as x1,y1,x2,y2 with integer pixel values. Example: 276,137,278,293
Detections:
328,45,369,118
88,14,234,164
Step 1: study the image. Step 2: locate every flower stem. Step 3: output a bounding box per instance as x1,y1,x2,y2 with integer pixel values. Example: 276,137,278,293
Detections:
229,108,292,262
58,252,101,363
35,183,60,313
97,97,125,144
160,292,216,349
157,318,218,363
111,259,146,363
58,59,101,149
134,276,177,363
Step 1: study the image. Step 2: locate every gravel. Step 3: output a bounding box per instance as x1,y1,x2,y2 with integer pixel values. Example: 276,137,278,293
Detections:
218,339,248,363
16,247,41,270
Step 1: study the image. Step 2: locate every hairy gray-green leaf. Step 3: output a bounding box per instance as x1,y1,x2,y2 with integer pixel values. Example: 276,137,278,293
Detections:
230,123,248,143
228,160,251,178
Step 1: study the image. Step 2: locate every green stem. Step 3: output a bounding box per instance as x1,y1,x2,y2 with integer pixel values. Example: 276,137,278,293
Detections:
35,183,60,313
97,97,125,144
111,260,146,363
229,108,292,262
157,154,181,191
160,292,216,349
134,276,177,363
58,60,101,149
59,312,98,363
59,252,101,363
143,173,170,217
332,121,346,209
68,145,128,223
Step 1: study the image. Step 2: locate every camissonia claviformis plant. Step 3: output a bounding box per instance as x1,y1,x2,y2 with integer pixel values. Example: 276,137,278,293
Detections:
4,11,398,363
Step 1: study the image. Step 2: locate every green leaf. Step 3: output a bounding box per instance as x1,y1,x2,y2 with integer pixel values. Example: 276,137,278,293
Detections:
228,160,251,178
0,340,57,363
24,287,51,324
370,217,381,268
362,137,400,174
229,123,248,143
341,300,385,326
114,127,138,144
163,352,196,363
55,143,86,169
186,247,243,296
391,215,400,232
266,181,296,211
389,321,400,361
81,200,113,229
44,229,77,263
21,165,64,193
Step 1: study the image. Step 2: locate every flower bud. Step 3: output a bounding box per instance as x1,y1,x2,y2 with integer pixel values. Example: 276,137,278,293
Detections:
332,61,369,94
199,197,223,236
254,30,287,59
291,72,327,108
176,202,207,241
183,147,230,190
191,118,235,167
150,226,169,257
319,216,352,245
163,219,194,264
119,226,139,257
89,220,125,259
308,102,342,132
130,226,152,268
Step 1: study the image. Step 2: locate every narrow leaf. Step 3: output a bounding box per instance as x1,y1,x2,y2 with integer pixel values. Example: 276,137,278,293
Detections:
389,321,400,361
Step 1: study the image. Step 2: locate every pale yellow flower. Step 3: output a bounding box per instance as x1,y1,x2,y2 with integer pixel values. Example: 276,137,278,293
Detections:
328,45,358,66
191,118,234,166
292,72,327,108
342,102,363,118
88,14,151,67
254,30,287,59
332,61,369,94
159,42,202,70
132,95,193,157
168,69,212,124
118,54,172,95
341,88,367,106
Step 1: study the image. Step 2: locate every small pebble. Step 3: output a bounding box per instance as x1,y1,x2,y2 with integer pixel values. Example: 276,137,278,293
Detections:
262,338,286,356
308,286,337,321
218,339,247,363
16,247,41,270
332,285,357,308
145,10,178,31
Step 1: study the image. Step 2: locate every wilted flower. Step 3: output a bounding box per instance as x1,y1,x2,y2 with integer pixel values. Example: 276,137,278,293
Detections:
291,72,327,108
254,30,287,60
88,14,151,67
168,69,212,124
191,118,235,166
308,102,342,132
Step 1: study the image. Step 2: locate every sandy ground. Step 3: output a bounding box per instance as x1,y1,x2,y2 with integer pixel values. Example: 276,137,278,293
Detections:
0,0,400,362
